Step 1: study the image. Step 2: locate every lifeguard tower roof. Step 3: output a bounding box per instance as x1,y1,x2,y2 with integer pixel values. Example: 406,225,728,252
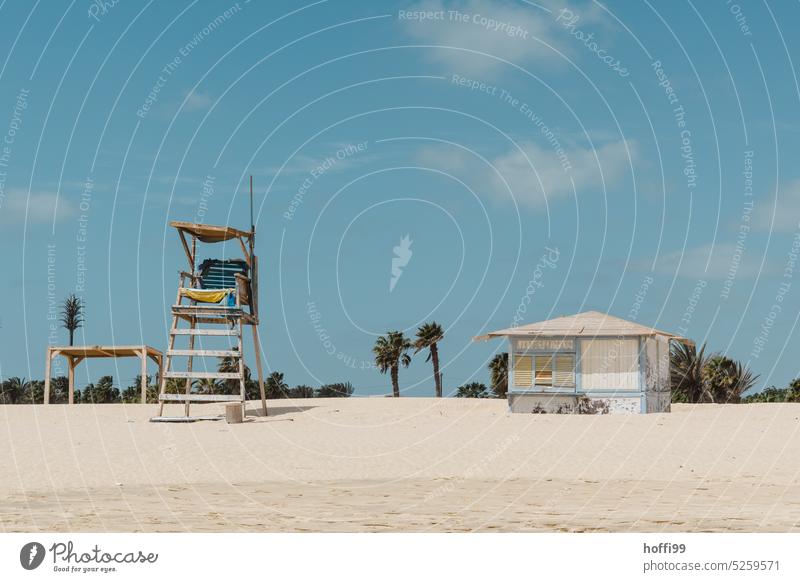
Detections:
170,221,252,244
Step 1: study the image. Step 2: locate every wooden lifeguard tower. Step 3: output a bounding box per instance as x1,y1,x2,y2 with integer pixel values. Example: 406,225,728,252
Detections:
152,179,267,421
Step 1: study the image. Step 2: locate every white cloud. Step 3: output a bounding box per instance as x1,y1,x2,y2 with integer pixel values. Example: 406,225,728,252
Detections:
400,0,568,76
493,139,633,205
261,143,379,177
0,190,77,225
184,90,213,111
414,138,635,207
753,179,800,233
651,243,768,280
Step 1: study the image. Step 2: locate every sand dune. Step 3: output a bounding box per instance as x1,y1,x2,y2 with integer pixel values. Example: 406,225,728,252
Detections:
1,398,799,532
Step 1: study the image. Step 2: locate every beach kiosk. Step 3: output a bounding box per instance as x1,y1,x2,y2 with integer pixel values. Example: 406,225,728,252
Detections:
475,311,693,414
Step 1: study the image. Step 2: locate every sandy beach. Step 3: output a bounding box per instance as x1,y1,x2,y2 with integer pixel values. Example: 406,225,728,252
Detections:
1,398,799,532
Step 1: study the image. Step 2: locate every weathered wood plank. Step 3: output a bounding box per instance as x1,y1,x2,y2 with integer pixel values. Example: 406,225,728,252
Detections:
170,328,239,336
163,371,241,380
149,415,223,423
175,315,244,325
172,305,243,314
167,349,240,357
159,393,243,402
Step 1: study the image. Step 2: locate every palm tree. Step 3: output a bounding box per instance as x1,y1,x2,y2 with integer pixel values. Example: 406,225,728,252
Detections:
373,331,412,397
289,385,316,398
82,375,120,403
414,322,444,397
1,377,28,404
266,371,288,398
317,382,354,397
24,380,45,404
456,382,490,398
703,355,759,403
49,376,70,404
195,377,219,394
60,294,84,346
218,350,250,395
729,360,759,401
121,374,160,403
670,342,710,403
162,377,183,396
488,352,508,398
671,342,758,403
787,378,800,402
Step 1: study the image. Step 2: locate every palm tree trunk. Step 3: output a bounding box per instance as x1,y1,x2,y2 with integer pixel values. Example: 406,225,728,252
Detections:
431,343,441,397
391,365,400,397
69,328,74,346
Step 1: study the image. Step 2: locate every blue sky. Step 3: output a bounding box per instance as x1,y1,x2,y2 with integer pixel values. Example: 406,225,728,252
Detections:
1,0,799,395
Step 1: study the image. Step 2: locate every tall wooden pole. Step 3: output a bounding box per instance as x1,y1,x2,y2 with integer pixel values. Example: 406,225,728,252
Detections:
191,236,197,275
248,176,266,415
249,175,255,278
252,325,267,416
250,175,254,238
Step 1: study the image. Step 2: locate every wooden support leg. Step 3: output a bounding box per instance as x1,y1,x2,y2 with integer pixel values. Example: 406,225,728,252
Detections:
157,355,163,405
159,322,178,417
237,318,246,418
184,319,196,417
68,356,75,405
140,349,148,404
158,274,185,417
251,325,267,416
44,349,52,404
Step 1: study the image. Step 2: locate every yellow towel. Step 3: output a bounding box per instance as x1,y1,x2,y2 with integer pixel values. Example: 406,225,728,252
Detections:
181,288,233,303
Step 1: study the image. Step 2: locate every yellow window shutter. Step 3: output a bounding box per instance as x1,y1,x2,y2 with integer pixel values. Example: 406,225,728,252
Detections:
554,354,575,387
515,355,532,387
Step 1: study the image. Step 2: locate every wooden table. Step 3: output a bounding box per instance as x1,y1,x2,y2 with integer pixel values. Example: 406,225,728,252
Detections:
44,345,163,404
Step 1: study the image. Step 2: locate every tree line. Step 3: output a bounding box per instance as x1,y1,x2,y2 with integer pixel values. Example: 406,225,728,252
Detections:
0,293,358,404
371,322,509,398
3,293,796,403
456,343,800,403
452,341,798,403
0,372,354,405
671,342,800,403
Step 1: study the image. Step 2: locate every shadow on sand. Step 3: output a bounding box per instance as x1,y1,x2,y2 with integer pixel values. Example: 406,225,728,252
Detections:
246,405,316,419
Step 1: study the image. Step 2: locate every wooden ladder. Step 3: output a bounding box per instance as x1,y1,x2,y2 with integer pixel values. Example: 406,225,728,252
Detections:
152,279,249,422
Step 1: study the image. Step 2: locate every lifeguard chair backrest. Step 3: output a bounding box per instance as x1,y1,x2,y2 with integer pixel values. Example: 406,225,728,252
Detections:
198,259,249,289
